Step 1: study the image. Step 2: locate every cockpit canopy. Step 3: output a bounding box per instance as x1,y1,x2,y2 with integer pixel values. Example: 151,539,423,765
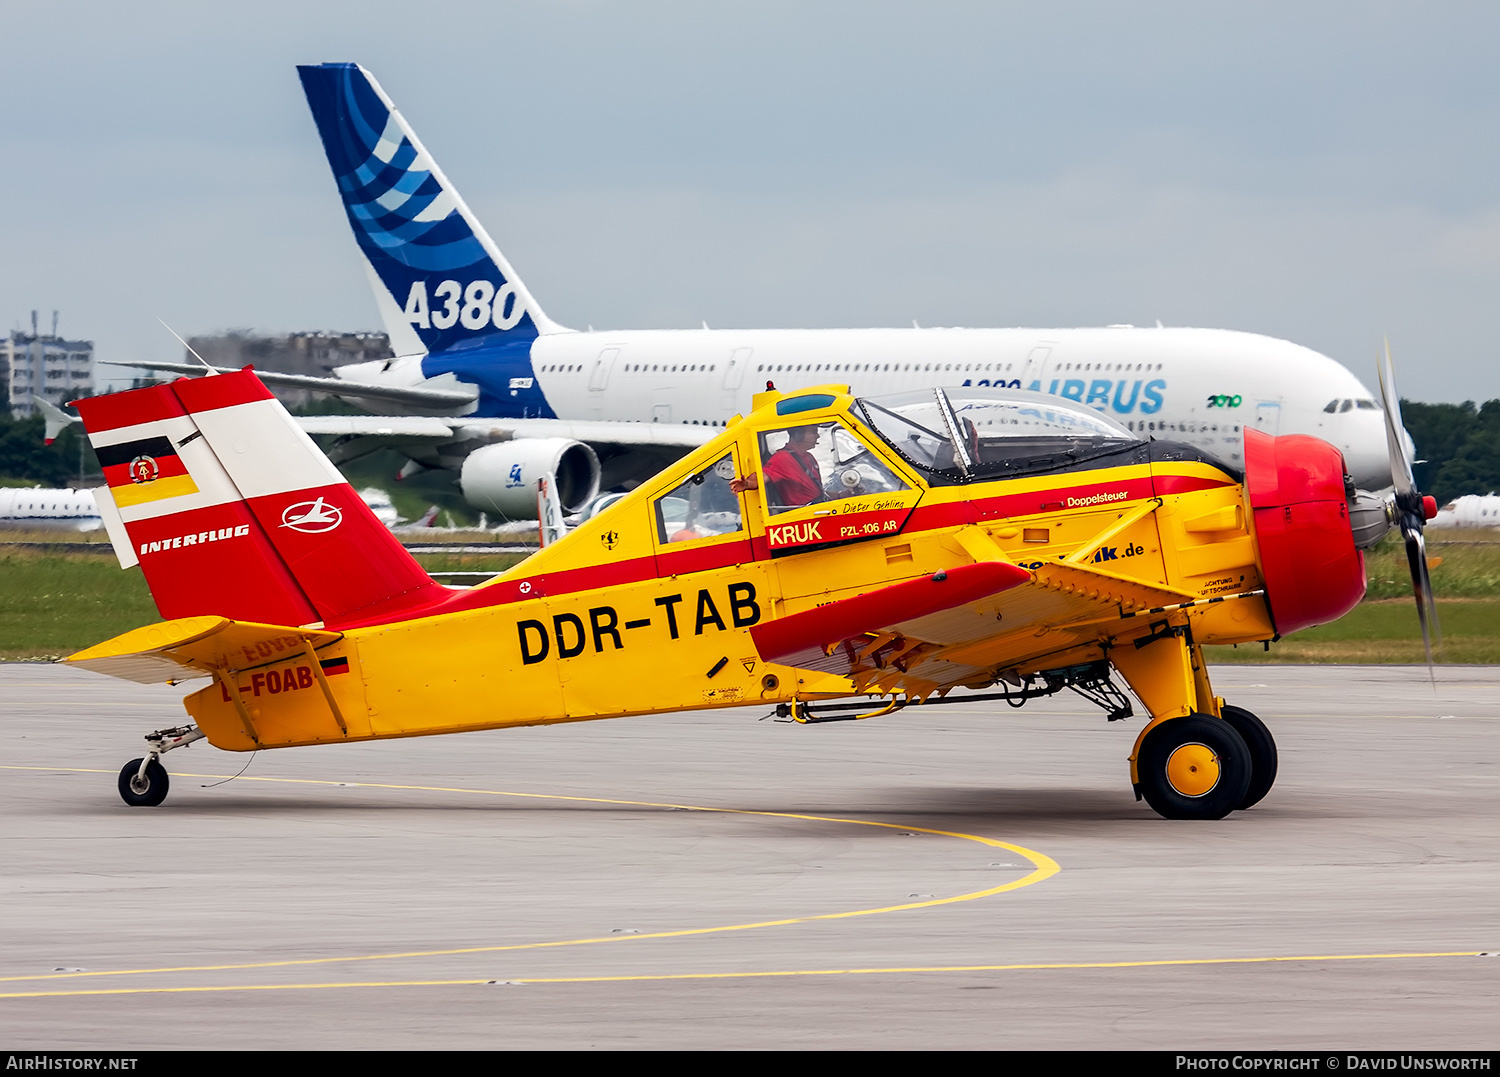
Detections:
855,387,1141,484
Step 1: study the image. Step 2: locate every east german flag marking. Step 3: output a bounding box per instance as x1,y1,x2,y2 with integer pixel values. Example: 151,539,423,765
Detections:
96,435,200,508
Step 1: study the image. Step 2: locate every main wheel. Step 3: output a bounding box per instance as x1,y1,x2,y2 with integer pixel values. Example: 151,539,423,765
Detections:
1220,704,1278,810
118,757,169,807
1136,714,1251,820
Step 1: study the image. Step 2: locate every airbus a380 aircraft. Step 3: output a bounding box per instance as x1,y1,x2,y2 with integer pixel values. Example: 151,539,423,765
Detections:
127,63,1392,517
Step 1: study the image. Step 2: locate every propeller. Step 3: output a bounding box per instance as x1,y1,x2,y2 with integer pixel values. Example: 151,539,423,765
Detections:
1376,340,1441,676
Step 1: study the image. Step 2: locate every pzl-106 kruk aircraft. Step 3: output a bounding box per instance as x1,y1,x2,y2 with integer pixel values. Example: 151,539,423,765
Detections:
68,354,1435,820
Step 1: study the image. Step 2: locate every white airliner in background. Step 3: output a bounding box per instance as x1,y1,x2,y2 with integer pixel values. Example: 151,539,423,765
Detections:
121,63,1393,519
0,482,419,535
1430,494,1500,529
0,487,102,531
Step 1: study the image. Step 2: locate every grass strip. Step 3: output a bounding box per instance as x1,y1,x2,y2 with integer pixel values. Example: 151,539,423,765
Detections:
3,534,1496,664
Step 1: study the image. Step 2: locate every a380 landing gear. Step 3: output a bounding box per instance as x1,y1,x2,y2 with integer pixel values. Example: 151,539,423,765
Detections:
116,725,206,807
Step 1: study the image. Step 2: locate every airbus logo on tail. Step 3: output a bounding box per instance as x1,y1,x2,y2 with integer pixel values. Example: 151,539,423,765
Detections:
281,497,343,533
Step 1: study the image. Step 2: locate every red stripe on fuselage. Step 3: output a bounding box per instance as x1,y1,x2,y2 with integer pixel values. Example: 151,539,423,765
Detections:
656,536,756,576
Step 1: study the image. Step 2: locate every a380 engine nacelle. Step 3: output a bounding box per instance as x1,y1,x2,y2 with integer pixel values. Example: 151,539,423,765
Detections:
459,438,601,520
1243,427,1366,637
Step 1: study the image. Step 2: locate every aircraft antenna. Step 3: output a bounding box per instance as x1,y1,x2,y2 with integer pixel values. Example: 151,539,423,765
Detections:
157,318,216,373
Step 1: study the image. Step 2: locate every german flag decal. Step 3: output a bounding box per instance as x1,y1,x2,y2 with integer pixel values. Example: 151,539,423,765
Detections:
97,435,200,508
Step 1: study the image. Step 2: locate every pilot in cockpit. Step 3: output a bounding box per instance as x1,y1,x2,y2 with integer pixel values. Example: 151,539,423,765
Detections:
760,425,825,510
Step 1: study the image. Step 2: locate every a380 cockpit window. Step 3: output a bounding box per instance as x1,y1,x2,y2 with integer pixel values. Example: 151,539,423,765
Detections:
655,452,744,543
756,420,910,516
855,387,1140,484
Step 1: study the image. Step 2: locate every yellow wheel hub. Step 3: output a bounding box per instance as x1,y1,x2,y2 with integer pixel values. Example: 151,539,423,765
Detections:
1165,742,1221,797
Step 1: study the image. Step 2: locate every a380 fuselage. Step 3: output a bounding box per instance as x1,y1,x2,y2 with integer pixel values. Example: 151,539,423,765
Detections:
337,325,1390,489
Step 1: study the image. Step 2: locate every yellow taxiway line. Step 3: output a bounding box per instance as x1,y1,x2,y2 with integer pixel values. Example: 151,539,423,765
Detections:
0,951,1485,999
0,765,1059,986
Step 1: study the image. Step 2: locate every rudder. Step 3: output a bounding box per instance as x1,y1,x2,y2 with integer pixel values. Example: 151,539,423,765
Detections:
76,370,450,628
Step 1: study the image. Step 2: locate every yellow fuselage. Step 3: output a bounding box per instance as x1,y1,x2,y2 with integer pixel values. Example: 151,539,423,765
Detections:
180,389,1276,752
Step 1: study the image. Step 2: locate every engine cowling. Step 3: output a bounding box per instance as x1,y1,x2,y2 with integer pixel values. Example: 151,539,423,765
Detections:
460,438,601,519
1244,427,1365,636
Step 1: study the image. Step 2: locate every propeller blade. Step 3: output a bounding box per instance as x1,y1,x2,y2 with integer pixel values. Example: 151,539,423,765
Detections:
1376,341,1441,683
1403,525,1440,673
1378,339,1416,498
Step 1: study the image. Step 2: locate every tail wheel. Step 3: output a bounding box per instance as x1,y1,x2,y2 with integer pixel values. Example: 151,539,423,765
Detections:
1220,704,1278,810
118,758,169,808
1136,714,1251,820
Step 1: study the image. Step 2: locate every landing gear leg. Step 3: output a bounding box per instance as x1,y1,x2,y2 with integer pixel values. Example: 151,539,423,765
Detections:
1110,618,1255,820
116,725,205,807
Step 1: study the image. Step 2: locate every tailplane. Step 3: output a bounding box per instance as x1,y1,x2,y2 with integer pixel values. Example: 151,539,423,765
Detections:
74,370,449,628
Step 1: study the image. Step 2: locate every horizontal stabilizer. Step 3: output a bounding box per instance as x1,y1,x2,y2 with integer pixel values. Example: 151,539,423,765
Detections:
34,398,78,444
292,415,457,438
66,616,341,685
107,360,477,409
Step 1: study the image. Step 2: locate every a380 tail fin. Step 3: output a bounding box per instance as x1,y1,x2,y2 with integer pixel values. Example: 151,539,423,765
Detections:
296,62,560,360
74,370,449,628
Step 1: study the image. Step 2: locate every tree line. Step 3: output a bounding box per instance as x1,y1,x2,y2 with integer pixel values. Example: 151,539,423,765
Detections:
0,413,95,488
1401,400,1500,504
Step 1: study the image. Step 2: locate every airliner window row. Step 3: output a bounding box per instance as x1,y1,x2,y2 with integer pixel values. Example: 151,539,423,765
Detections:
540,364,723,373
1323,398,1379,413
1122,421,1243,435
626,365,718,372
544,361,1163,374
748,362,1166,374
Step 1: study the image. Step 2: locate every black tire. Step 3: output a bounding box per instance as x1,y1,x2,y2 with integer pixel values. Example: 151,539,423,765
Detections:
1136,714,1251,820
1220,704,1278,811
118,757,169,807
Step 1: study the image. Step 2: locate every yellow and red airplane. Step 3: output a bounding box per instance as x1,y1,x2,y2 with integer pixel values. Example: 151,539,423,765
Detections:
66,360,1433,820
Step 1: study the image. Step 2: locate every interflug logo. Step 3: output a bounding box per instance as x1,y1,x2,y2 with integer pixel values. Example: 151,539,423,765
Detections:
281,497,343,534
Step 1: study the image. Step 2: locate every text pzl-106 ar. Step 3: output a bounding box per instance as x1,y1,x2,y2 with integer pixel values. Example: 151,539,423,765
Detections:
68,356,1436,820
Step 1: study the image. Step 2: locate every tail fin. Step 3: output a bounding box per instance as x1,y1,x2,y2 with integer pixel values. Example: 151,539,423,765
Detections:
35,397,79,445
73,369,448,627
297,62,560,360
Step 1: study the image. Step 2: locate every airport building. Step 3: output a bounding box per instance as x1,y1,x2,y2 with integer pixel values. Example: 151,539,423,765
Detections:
4,311,95,419
185,330,393,408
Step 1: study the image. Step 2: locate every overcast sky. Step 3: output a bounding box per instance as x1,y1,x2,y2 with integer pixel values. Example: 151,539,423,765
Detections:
4,1,1498,402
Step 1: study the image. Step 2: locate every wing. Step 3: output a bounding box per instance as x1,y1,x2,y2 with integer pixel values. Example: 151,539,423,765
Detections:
295,414,714,456
751,553,1198,700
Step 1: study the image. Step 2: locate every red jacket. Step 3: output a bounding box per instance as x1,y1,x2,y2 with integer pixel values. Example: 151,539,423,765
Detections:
764,447,823,509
